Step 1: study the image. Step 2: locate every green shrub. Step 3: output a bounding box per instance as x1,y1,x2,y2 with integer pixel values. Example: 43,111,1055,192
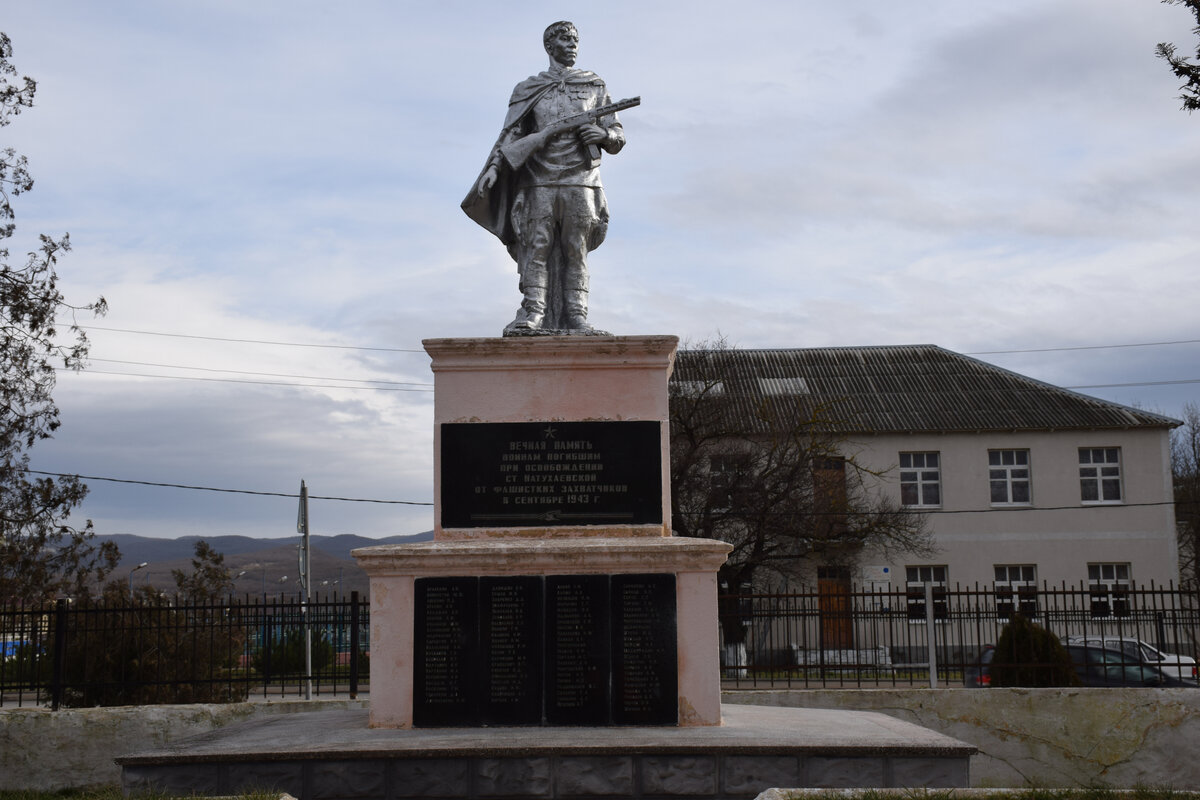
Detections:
3,642,52,686
251,628,333,677
53,596,249,707
990,613,1081,687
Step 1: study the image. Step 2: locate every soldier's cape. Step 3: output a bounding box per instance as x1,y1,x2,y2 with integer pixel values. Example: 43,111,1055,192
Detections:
461,68,605,257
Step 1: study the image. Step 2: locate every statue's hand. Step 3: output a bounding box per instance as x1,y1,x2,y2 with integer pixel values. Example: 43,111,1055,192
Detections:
577,123,608,145
478,165,499,196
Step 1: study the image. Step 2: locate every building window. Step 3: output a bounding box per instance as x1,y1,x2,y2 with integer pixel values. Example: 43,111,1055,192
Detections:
994,564,1038,620
906,565,948,621
709,453,750,510
989,449,1031,505
1088,563,1131,618
1080,448,1122,503
899,452,941,507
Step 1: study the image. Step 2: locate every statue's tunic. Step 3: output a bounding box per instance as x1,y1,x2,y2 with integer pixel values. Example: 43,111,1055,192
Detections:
463,65,625,332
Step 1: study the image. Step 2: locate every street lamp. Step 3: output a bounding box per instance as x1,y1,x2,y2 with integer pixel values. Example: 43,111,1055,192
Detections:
128,562,148,594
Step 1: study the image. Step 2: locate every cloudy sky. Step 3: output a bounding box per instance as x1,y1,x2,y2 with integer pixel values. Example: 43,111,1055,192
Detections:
5,1,1198,540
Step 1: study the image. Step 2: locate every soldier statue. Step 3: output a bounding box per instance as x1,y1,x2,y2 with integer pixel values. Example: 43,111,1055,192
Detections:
462,21,637,335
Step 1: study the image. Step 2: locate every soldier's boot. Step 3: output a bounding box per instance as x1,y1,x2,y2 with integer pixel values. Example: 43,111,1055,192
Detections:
505,282,548,331
564,289,592,332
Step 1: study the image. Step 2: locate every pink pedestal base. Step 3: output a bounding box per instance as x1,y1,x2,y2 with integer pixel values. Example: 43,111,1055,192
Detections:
353,335,730,728
354,536,731,729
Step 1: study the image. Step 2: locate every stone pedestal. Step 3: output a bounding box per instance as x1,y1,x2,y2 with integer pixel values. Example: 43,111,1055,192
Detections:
355,538,729,729
353,335,731,729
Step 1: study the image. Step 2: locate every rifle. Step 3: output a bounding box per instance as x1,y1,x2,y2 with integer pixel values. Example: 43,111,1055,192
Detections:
500,96,640,169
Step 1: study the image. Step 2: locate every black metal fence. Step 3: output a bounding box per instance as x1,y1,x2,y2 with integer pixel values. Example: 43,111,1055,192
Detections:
4,584,1198,706
0,592,367,708
717,582,1200,688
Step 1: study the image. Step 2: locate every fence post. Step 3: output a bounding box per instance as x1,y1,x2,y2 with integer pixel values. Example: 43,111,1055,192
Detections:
349,591,360,700
925,582,938,689
263,613,273,696
50,599,67,711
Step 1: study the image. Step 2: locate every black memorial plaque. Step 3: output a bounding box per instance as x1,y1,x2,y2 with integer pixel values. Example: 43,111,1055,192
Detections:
611,574,678,725
413,577,477,727
440,421,662,529
480,576,543,725
413,574,678,727
545,575,610,725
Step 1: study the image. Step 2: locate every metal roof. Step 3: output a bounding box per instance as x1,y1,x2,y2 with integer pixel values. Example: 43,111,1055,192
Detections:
670,344,1180,434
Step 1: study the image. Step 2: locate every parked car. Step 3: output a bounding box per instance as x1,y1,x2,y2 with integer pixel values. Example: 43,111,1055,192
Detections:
1062,636,1197,684
963,644,995,687
1065,644,1193,687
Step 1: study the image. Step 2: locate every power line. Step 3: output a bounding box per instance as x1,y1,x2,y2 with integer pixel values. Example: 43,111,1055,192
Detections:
88,357,433,387
57,369,436,393
966,338,1200,355
82,324,1200,359
24,469,433,506
79,325,425,353
699,500,1188,516
911,500,1184,514
61,365,1193,394
74,325,1200,394
22,468,1188,516
1064,379,1200,390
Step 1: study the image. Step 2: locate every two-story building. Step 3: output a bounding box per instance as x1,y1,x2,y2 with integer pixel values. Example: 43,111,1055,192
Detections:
669,344,1181,600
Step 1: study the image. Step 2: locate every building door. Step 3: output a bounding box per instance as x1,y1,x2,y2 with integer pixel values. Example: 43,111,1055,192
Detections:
817,566,854,650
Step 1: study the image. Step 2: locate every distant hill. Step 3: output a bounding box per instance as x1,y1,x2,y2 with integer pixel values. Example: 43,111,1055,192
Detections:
101,532,433,599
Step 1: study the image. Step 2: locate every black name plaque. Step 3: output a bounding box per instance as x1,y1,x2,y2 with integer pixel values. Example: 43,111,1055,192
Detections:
440,421,662,528
545,575,610,725
480,576,543,725
413,574,677,727
412,577,477,727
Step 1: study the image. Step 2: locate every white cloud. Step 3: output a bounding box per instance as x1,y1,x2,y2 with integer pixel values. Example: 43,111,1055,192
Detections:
4,0,1198,538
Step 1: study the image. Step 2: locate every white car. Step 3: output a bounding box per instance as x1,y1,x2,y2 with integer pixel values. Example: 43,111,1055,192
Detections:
1062,636,1198,684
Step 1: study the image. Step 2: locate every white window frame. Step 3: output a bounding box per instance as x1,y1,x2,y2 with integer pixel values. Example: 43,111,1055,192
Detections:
1087,562,1132,618
905,564,948,623
1079,447,1122,504
993,564,1038,620
899,452,942,508
989,449,1031,506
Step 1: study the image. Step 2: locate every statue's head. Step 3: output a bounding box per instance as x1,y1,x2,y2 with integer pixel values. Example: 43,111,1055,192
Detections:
543,21,579,66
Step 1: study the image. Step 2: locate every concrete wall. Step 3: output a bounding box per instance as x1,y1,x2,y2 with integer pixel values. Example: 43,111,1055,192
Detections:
0,699,365,791
3,691,1196,791
725,688,1200,789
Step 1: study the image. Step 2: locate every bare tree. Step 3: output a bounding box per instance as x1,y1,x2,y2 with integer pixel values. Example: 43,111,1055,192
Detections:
1172,402,1200,596
669,339,933,659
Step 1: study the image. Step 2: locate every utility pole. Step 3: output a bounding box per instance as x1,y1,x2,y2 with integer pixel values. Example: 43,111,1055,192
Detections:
297,479,313,700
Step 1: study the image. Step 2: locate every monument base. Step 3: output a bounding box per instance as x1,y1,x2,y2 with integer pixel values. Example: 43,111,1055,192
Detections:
353,536,731,729
118,703,975,799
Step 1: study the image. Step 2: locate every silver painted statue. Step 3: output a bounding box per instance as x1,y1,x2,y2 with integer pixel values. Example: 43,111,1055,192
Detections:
462,21,638,336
